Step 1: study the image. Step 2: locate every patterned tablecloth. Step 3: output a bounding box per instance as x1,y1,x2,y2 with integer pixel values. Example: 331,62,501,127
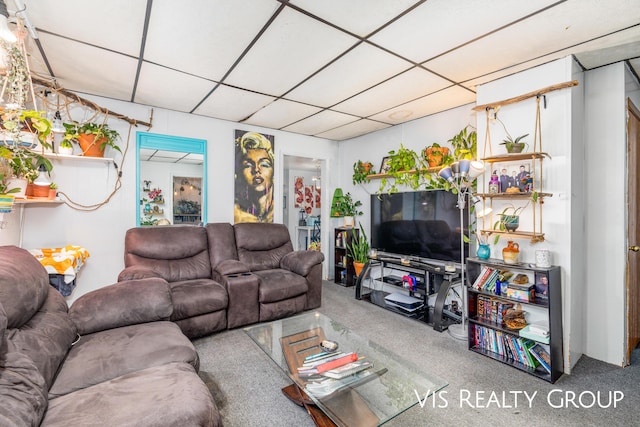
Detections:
28,246,90,296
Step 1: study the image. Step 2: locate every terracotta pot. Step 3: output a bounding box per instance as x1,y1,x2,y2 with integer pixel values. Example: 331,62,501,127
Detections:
362,162,373,173
48,189,57,200
78,133,106,157
26,183,34,197
31,184,50,198
353,261,365,277
423,146,449,167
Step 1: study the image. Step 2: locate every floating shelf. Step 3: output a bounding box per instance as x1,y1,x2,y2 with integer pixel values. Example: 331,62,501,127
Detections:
479,229,545,243
42,152,114,163
14,198,63,205
476,192,552,199
481,152,550,163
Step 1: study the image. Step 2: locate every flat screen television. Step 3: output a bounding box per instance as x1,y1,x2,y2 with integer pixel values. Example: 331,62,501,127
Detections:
370,189,469,264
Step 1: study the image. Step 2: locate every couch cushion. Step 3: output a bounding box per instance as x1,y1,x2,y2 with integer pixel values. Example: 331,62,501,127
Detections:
169,279,228,321
205,222,239,268
124,226,212,281
48,321,199,399
254,269,308,303
0,337,48,427
0,246,50,329
42,362,221,427
7,290,77,389
234,223,293,271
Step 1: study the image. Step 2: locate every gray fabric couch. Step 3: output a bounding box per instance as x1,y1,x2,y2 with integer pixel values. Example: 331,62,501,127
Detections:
0,245,220,427
119,222,325,336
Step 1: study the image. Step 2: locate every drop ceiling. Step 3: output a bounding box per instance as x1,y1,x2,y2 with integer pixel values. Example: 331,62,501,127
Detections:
11,0,640,141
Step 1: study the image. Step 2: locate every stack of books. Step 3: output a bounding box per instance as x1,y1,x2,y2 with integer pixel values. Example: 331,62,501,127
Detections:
519,323,550,344
297,351,373,379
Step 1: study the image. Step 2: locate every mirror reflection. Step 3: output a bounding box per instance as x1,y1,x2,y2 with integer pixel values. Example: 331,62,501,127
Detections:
136,133,207,227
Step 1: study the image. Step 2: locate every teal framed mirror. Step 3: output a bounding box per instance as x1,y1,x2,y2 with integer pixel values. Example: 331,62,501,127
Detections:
136,132,207,226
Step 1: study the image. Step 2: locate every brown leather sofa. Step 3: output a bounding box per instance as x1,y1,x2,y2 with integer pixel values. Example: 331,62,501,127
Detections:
119,222,325,337
0,245,220,426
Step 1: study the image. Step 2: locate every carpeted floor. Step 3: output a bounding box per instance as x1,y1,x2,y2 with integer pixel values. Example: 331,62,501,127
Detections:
193,281,639,426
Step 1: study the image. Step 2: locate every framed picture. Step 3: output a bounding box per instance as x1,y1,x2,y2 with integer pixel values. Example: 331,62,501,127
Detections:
379,156,392,174
492,160,533,194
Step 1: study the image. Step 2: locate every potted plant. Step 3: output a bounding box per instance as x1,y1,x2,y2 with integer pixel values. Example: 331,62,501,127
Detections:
347,222,369,276
494,116,528,154
378,145,423,194
422,143,451,167
448,125,477,160
334,192,362,226
58,139,74,155
494,204,527,233
63,122,121,157
352,160,374,185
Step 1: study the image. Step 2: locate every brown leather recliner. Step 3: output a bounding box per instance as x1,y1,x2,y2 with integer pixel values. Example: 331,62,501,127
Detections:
118,226,228,338
206,222,324,325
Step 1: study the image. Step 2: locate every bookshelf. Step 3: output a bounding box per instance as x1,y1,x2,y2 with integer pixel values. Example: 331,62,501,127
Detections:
334,227,357,286
466,257,563,383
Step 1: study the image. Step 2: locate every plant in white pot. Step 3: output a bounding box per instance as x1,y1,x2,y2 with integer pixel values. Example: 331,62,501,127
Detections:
335,192,362,227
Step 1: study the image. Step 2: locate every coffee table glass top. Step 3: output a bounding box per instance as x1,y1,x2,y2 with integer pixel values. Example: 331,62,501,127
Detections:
244,311,447,427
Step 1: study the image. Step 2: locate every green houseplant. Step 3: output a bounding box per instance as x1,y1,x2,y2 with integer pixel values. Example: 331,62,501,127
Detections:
63,122,121,157
448,125,477,160
347,222,370,276
333,192,362,226
352,160,374,185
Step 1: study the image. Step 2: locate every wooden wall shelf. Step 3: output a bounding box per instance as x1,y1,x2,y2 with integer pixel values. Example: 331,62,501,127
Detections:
481,152,550,163
366,166,443,180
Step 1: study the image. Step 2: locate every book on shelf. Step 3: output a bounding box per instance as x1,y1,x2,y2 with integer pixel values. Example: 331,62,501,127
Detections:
322,359,373,379
519,324,550,344
529,343,552,373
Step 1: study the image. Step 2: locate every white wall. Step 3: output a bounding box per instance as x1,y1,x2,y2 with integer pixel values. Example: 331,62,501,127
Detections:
2,95,338,304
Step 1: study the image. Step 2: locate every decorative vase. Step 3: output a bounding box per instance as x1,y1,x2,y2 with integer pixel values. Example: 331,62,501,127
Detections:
502,241,520,265
477,244,490,260
78,134,106,157
488,174,500,194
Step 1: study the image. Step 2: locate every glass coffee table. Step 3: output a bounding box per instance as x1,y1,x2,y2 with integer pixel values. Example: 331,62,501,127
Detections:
244,311,447,427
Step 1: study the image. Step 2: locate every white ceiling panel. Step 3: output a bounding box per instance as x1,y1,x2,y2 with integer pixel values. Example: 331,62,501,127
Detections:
144,0,279,81
289,0,420,37
224,7,358,95
316,119,391,141
333,67,452,117
369,86,476,125
37,33,138,100
13,1,640,142
425,0,640,83
194,85,276,123
286,43,413,107
243,98,322,129
134,63,216,113
282,109,358,136
370,0,560,63
16,0,146,56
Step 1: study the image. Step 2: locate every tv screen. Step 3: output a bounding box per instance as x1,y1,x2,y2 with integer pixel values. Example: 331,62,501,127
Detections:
370,190,469,264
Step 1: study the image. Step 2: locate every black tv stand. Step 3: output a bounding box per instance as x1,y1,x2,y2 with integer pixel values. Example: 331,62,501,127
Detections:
355,256,462,332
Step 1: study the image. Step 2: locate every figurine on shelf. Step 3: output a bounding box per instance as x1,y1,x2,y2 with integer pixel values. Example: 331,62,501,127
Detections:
143,180,151,192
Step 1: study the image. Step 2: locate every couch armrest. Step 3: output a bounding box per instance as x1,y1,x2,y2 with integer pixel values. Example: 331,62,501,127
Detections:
280,250,324,276
117,265,164,282
214,259,251,276
69,278,173,335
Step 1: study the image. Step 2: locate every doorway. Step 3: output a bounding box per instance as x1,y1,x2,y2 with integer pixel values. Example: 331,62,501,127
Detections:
626,98,640,365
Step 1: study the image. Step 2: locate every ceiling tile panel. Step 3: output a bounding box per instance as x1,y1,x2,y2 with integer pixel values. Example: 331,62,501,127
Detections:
17,0,146,56
242,99,322,129
289,0,420,37
194,85,276,122
282,110,358,136
286,43,413,107
316,119,391,141
36,34,137,100
135,63,217,113
332,67,452,117
370,0,559,63
425,0,640,83
225,7,358,96
144,0,280,81
369,86,475,125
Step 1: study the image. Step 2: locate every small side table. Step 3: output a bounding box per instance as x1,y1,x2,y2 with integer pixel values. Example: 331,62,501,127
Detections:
28,245,90,296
